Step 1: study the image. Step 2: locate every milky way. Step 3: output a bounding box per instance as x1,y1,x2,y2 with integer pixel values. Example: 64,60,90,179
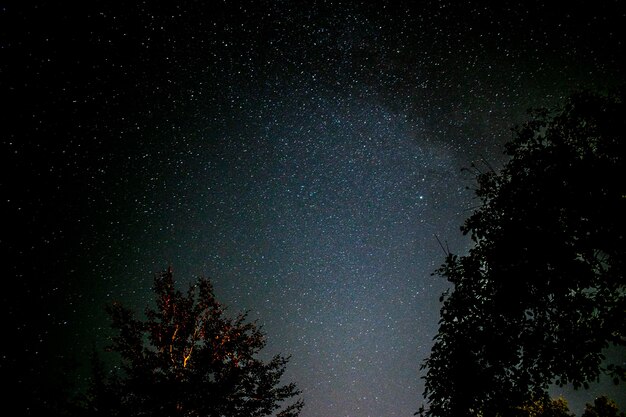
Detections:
4,1,625,416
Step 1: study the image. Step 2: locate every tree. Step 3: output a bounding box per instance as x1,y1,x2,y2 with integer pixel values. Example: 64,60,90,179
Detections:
582,396,625,417
517,397,574,417
84,267,303,417
419,88,626,417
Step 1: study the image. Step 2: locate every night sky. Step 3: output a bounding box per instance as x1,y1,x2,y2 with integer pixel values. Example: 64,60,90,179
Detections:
3,1,625,416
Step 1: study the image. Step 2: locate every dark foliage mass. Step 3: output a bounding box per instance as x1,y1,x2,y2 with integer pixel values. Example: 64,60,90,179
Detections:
518,397,575,417
420,89,626,417
582,396,626,417
513,395,625,417
82,268,303,417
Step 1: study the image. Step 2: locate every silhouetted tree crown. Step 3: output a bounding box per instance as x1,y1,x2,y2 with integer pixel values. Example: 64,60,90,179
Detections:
419,88,626,417
85,267,303,417
517,397,575,417
582,396,626,417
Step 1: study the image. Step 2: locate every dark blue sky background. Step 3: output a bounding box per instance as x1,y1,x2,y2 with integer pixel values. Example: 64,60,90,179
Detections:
3,1,625,416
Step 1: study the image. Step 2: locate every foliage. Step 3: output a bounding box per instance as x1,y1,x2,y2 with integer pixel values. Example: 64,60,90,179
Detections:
516,397,574,417
582,396,625,417
84,267,303,417
419,88,626,417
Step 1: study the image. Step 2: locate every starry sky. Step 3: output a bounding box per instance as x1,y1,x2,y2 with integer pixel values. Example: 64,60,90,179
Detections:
3,1,625,416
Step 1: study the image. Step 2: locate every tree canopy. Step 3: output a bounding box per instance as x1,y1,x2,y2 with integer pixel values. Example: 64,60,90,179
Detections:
84,267,303,417
419,89,626,417
517,397,574,417
582,396,625,417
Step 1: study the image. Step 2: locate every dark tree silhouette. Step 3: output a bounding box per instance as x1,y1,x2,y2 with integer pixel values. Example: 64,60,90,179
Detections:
517,397,575,417
419,89,626,417
84,267,303,417
582,396,625,417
